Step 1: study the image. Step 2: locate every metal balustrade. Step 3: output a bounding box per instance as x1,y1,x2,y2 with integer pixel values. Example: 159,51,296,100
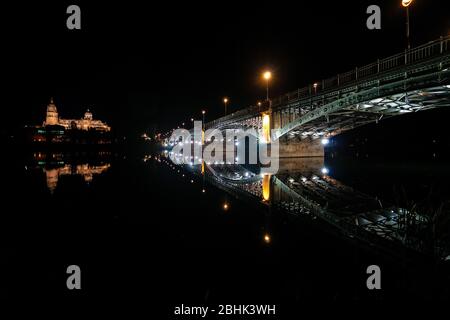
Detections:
205,36,449,131
271,36,449,107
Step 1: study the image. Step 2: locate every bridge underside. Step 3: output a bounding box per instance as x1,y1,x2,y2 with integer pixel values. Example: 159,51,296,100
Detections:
213,80,450,158
276,84,450,141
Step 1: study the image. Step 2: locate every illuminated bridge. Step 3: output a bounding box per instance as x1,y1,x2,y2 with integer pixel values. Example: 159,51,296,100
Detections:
204,36,450,157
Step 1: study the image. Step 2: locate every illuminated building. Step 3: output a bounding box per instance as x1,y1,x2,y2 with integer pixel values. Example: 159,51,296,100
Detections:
44,163,111,193
44,97,111,132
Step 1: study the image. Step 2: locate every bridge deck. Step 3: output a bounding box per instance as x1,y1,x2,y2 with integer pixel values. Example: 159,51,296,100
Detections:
206,36,450,140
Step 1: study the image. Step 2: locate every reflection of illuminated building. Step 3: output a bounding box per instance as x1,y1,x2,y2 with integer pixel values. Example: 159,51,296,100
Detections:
43,163,111,193
44,98,110,131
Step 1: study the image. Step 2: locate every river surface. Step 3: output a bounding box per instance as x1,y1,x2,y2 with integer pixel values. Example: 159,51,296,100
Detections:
1,149,449,303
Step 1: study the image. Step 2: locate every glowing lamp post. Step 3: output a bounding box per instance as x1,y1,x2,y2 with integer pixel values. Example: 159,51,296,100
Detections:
402,0,413,49
263,71,272,101
223,97,228,115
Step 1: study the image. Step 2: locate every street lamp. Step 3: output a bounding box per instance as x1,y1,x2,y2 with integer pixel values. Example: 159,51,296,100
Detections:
202,110,206,129
402,0,413,49
223,97,228,115
257,101,262,111
263,71,272,101
313,82,318,94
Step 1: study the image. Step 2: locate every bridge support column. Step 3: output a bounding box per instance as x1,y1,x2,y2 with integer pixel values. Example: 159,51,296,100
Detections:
278,139,324,158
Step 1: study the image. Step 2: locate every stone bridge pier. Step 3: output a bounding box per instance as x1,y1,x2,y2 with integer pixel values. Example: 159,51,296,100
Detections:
268,110,324,158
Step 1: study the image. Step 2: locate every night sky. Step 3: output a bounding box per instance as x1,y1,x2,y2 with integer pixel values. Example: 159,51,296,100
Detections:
2,0,449,136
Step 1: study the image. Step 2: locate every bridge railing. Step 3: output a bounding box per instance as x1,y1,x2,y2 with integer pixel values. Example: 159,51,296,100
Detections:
271,36,450,108
206,102,270,129
205,36,449,129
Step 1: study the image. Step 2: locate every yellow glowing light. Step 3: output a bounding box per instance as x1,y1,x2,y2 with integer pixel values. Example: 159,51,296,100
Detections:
262,114,271,143
257,101,262,106
262,174,271,201
263,71,272,80
223,97,228,103
223,203,229,210
202,110,206,114
402,0,413,7
264,234,271,243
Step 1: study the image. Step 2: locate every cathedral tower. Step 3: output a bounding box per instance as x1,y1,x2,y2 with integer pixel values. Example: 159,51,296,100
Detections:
45,97,59,126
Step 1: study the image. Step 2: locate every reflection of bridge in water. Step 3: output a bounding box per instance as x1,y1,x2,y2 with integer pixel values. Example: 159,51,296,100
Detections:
164,154,447,260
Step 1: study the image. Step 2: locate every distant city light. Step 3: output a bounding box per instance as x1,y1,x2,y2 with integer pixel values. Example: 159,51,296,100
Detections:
321,138,330,145
264,234,271,243
321,167,329,174
263,71,272,80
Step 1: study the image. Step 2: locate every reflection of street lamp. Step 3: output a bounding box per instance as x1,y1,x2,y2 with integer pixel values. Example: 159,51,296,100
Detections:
263,71,272,101
313,82,318,94
223,97,228,115
402,0,413,49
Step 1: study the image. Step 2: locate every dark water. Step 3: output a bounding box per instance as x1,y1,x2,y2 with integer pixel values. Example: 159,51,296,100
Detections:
1,149,450,308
